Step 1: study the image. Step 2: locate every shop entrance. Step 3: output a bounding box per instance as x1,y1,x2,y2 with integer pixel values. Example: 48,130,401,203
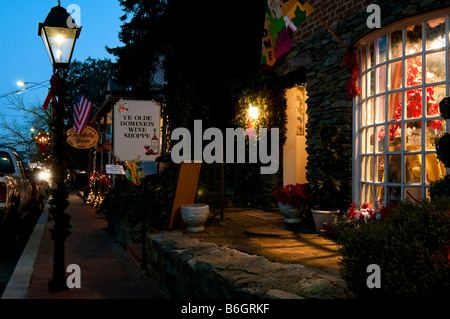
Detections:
283,85,308,185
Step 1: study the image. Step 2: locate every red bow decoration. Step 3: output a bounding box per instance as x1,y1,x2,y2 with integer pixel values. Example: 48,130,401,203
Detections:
344,51,361,99
38,143,48,153
42,73,60,110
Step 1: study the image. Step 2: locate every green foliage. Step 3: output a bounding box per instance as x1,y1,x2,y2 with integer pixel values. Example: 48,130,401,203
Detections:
436,133,450,168
439,96,450,120
310,124,346,210
337,198,450,298
430,174,450,200
66,58,117,111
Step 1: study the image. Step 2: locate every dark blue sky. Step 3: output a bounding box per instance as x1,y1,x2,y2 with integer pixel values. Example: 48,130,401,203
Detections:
0,0,124,123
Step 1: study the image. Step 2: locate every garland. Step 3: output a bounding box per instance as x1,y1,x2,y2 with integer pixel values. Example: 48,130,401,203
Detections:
344,51,361,99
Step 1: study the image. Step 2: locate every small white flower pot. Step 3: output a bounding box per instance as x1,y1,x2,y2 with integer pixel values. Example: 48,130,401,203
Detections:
180,204,209,232
311,209,339,233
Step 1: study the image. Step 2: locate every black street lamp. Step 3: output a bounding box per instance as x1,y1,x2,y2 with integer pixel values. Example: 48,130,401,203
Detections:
38,1,81,292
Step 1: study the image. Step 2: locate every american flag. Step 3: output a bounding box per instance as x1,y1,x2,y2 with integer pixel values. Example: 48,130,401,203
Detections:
73,96,93,134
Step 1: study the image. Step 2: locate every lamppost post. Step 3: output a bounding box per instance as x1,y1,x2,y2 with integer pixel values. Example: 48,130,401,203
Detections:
38,1,81,292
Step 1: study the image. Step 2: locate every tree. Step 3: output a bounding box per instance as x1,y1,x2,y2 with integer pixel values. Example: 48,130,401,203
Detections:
0,57,116,169
108,0,267,132
0,94,50,159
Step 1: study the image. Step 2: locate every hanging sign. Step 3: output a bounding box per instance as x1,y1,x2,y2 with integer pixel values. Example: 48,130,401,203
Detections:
105,164,126,175
66,126,99,149
113,99,161,162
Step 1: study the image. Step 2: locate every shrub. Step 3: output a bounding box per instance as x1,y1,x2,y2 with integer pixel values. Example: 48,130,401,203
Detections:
337,198,450,298
430,174,450,201
99,162,179,235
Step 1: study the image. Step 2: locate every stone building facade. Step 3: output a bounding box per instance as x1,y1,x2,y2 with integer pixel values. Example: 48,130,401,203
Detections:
280,0,450,209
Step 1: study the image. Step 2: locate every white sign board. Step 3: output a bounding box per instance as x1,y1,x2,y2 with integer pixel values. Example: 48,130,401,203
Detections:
105,164,126,175
113,99,161,162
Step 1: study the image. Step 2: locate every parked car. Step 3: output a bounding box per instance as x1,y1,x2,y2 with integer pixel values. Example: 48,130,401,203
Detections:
25,167,49,213
0,148,33,247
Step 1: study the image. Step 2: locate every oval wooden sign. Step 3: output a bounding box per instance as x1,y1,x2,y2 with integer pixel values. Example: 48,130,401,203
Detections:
67,126,99,149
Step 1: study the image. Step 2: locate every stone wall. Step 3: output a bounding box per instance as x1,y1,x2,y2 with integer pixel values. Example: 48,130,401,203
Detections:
292,0,450,205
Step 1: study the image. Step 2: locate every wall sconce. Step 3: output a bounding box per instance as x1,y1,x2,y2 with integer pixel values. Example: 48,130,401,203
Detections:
248,104,259,120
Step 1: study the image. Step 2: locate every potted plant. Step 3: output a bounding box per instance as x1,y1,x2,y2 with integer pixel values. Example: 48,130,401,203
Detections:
310,124,345,232
273,183,309,223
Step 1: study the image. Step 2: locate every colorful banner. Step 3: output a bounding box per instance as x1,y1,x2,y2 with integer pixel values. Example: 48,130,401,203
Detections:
261,0,313,70
124,158,145,186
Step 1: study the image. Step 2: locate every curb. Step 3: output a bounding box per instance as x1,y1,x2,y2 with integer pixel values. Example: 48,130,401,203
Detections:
1,203,50,299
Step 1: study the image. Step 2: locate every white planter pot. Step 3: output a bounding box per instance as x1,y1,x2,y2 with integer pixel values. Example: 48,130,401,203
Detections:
180,204,209,232
278,201,303,224
311,209,339,233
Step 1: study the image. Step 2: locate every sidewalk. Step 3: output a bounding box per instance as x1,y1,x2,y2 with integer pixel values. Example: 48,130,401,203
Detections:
2,192,169,299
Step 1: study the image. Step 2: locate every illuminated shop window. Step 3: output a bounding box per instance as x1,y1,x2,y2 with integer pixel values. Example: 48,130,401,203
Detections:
356,12,449,210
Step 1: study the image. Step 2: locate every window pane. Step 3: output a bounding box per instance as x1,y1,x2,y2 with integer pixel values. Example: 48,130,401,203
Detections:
368,42,374,68
367,126,374,153
377,36,387,63
406,56,423,86
375,125,386,153
406,88,422,119
361,157,366,181
367,98,374,124
361,101,367,126
406,23,422,55
405,154,422,184
361,45,367,71
375,95,386,123
361,73,366,99
426,17,445,50
426,119,446,150
426,51,445,83
375,185,385,210
376,64,386,93
376,155,385,182
388,123,402,151
366,184,374,204
388,60,402,90
426,84,445,116
388,154,401,183
388,186,401,204
425,153,446,183
388,92,402,121
368,70,375,96
404,187,422,202
390,29,403,58
361,128,366,154
405,121,421,151
367,156,374,182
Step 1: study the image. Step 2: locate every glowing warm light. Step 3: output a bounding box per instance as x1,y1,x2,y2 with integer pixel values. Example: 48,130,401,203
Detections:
248,104,259,120
38,171,51,182
55,34,65,44
55,49,62,60
17,81,25,87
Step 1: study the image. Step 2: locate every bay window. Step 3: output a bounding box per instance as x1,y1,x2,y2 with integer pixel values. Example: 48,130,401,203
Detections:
355,11,449,210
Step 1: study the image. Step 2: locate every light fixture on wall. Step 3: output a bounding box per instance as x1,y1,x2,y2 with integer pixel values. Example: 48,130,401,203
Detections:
248,104,259,120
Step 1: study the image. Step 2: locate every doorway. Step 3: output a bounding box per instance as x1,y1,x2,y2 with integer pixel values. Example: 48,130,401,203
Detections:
283,85,308,185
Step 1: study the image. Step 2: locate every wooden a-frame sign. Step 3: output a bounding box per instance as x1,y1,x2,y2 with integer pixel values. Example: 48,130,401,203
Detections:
168,161,202,229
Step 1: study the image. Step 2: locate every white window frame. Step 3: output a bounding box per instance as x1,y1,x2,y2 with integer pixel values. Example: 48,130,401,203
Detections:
353,8,450,208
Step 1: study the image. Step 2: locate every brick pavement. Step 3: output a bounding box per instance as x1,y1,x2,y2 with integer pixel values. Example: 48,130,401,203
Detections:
26,192,169,299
